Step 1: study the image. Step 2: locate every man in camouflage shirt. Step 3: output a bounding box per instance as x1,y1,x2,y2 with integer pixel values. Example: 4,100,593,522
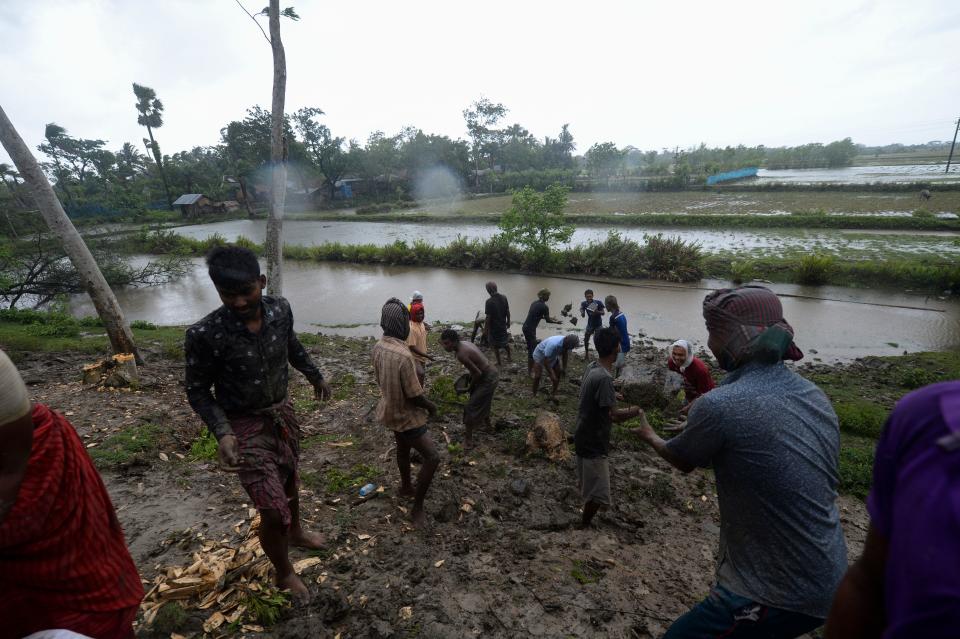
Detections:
185,246,331,602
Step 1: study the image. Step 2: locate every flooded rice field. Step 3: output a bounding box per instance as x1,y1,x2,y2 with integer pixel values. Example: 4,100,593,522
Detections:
170,218,960,257
751,164,960,184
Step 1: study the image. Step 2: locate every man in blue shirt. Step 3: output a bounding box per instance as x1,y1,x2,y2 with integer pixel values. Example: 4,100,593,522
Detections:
633,286,846,639
580,289,605,360
604,295,629,376
531,334,579,398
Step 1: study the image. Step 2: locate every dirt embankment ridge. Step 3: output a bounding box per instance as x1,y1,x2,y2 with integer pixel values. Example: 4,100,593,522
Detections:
20,333,870,638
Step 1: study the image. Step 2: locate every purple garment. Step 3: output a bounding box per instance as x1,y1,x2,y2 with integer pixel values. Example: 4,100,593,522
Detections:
867,380,960,639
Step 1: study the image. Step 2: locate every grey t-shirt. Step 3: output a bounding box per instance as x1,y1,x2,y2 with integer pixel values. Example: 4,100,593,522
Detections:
666,361,847,619
574,361,617,458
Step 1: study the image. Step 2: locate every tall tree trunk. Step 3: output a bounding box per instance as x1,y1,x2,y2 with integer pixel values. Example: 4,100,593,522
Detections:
146,126,174,210
0,103,141,363
266,0,287,296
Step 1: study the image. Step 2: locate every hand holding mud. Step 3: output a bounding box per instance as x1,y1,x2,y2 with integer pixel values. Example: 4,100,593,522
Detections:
217,434,243,472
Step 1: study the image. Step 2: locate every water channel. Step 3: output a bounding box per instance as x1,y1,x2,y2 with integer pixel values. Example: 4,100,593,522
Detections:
70,259,960,363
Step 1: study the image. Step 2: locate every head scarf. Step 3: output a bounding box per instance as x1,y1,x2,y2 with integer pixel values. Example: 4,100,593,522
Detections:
702,285,803,371
0,350,30,427
381,297,410,340
410,301,425,323
411,290,423,302
670,339,694,371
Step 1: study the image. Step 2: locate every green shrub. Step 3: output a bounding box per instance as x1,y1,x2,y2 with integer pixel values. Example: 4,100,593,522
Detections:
834,401,888,438
130,320,157,330
795,254,834,285
190,427,219,461
838,439,876,499
912,208,933,218
899,366,939,389
729,260,756,285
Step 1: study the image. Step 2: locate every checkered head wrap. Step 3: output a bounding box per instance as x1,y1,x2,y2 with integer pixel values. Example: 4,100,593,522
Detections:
381,297,410,340
702,285,803,371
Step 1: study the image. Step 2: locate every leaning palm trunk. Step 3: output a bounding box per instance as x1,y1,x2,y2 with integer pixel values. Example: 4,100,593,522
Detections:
265,0,287,296
0,103,141,363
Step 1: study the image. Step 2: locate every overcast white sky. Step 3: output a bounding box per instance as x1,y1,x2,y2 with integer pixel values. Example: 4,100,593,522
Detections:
1,0,958,165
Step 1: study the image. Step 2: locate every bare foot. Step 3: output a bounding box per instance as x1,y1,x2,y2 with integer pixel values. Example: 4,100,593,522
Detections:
398,485,416,499
290,529,326,550
276,572,311,604
411,506,428,529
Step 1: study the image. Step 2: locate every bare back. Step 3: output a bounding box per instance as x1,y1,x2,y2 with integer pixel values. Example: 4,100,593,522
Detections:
456,340,494,375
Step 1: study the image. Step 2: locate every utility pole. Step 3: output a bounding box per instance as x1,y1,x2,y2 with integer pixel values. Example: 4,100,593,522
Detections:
947,117,960,174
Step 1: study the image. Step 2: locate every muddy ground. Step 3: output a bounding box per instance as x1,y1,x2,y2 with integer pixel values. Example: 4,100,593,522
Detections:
18,333,869,639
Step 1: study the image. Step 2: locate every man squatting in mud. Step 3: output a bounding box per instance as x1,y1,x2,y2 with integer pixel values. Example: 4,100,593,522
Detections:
372,298,440,528
185,246,331,601
439,328,499,449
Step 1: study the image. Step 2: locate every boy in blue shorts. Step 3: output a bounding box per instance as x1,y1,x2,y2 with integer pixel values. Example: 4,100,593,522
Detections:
580,289,605,359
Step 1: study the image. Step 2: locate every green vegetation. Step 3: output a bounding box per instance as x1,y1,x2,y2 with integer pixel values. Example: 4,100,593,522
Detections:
0,309,184,362
152,602,189,635
704,254,960,292
189,427,219,461
242,588,290,626
570,559,602,585
497,184,574,266
323,463,379,493
795,254,835,285
803,351,960,497
428,375,463,416
334,373,357,400
89,422,160,467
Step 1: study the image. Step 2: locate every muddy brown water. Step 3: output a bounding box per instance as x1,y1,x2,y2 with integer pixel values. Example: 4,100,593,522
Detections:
69,259,960,362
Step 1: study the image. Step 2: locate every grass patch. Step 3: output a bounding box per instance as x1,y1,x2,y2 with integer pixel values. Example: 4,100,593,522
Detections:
189,427,218,461
428,375,462,417
89,423,160,467
324,463,379,493
570,559,601,585
334,373,357,400
838,435,877,499
833,401,888,439
152,602,189,634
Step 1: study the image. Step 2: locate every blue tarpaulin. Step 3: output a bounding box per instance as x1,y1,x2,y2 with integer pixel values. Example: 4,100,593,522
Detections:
706,167,759,185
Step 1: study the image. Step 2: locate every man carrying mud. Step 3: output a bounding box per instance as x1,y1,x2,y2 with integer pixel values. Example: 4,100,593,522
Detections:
633,286,846,638
439,328,499,449
372,298,440,528
522,288,562,373
483,281,511,366
574,328,641,528
185,246,331,602
531,333,580,398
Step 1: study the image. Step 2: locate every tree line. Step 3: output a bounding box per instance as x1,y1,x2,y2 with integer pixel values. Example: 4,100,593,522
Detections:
0,88,874,221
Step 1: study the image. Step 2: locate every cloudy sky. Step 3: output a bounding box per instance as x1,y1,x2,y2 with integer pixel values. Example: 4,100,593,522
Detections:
1,0,958,164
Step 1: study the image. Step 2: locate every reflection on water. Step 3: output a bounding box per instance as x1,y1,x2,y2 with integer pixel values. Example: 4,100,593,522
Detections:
69,259,960,362
171,219,960,255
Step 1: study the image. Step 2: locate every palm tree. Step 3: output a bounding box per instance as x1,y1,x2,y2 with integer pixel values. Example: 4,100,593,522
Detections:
0,162,25,237
133,83,173,209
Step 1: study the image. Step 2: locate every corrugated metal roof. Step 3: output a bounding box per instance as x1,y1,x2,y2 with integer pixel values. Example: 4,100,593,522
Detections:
173,194,204,205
